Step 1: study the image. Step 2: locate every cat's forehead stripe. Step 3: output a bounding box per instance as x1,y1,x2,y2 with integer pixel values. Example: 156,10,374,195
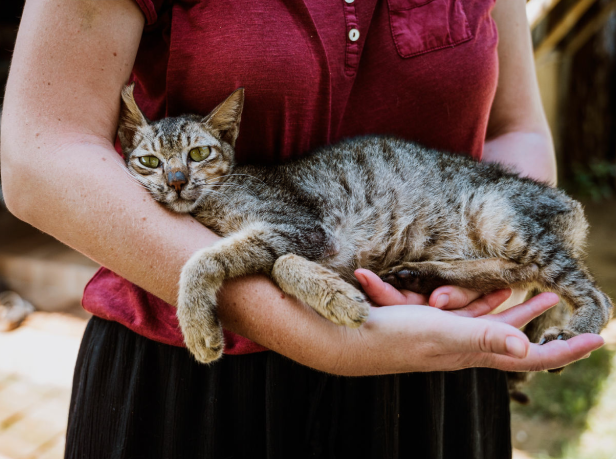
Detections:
135,117,222,155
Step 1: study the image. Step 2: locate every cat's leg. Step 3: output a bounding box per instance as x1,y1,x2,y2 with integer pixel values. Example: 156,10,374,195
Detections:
536,260,613,344
271,254,369,327
178,223,283,364
379,259,540,295
520,260,613,374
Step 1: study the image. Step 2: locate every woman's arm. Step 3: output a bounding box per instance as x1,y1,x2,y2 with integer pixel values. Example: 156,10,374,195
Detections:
0,0,212,302
2,0,601,376
485,0,557,186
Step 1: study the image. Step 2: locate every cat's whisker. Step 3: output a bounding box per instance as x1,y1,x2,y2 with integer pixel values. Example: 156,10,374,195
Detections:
210,174,268,187
197,189,230,201
204,182,258,198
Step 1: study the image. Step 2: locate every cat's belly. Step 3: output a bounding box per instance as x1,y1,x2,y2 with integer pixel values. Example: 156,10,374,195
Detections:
318,226,478,286
320,211,480,271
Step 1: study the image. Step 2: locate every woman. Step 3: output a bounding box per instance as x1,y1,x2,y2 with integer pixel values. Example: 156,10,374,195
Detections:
1,0,604,457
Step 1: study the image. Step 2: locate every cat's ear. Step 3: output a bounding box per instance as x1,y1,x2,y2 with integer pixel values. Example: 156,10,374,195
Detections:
203,88,244,147
118,83,149,153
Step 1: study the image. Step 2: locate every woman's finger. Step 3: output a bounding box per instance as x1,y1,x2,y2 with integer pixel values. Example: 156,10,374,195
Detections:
448,289,512,318
487,292,560,328
475,333,605,372
429,286,484,310
355,269,428,306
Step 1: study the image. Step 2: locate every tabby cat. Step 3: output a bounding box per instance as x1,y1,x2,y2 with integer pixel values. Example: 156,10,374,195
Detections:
119,85,613,370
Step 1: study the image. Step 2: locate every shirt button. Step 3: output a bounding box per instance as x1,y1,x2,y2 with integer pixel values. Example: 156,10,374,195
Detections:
348,28,360,42
345,0,355,3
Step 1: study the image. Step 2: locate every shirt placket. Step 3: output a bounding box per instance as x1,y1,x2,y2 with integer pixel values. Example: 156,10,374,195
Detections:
343,0,361,76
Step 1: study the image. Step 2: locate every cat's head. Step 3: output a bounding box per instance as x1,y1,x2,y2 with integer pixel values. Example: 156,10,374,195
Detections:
118,84,244,213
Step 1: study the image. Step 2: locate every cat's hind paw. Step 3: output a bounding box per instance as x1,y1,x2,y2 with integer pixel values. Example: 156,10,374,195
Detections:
379,262,448,295
538,327,579,374
538,326,579,345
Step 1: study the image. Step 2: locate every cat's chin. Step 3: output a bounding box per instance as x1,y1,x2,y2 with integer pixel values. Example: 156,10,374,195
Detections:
168,198,197,213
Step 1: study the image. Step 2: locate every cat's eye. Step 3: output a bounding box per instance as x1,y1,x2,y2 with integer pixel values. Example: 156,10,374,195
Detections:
189,146,212,162
139,156,160,168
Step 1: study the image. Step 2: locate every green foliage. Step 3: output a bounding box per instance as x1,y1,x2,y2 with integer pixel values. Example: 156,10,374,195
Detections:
514,348,612,427
567,161,616,202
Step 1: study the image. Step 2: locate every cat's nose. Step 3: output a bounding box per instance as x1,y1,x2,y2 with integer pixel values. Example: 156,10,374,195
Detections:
167,170,187,192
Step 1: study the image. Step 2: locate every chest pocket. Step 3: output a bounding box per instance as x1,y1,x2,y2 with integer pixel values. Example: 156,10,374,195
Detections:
387,0,473,58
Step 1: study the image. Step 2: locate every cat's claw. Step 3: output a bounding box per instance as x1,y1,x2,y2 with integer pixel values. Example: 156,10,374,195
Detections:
539,327,578,345
537,328,579,374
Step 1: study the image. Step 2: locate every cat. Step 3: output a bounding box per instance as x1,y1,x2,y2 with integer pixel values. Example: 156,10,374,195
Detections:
118,85,613,373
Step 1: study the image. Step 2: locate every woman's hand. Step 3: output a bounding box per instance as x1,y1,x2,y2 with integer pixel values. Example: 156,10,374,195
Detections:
356,268,489,310
328,269,605,376
356,268,527,313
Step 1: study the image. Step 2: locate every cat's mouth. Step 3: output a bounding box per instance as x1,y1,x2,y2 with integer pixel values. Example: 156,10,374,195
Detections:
165,188,200,213
168,196,197,213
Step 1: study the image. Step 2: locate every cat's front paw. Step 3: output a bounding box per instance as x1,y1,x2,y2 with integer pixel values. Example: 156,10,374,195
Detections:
271,254,369,328
324,285,370,328
184,326,224,364
177,304,225,364
177,271,224,364
178,249,227,363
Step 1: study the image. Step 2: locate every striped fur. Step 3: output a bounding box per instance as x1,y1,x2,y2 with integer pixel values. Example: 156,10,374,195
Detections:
120,87,613,371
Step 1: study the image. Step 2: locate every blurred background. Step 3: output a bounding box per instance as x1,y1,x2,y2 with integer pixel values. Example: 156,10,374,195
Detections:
0,0,615,458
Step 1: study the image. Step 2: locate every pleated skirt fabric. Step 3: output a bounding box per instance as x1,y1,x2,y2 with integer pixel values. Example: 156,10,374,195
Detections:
65,317,512,459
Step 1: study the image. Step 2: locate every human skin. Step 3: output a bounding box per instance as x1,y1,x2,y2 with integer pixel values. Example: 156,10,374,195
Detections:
1,0,604,375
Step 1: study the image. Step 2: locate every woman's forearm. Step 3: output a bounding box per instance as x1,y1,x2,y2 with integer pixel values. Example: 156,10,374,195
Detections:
2,134,353,372
483,130,556,185
2,137,217,305
487,0,556,186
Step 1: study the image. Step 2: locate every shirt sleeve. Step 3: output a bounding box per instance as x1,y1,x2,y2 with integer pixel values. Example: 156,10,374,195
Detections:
132,0,166,26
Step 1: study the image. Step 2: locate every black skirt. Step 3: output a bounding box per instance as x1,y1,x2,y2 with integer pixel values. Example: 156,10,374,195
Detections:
65,316,512,459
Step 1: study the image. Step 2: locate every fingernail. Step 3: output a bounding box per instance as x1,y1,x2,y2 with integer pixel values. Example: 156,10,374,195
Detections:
435,294,449,309
506,336,528,359
356,274,367,288
583,353,591,359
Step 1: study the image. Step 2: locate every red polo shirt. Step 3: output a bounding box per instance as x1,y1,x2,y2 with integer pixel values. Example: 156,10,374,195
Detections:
82,0,499,354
